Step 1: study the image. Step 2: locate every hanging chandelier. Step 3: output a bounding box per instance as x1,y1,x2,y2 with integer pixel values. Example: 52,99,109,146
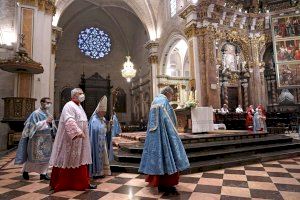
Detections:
121,56,136,82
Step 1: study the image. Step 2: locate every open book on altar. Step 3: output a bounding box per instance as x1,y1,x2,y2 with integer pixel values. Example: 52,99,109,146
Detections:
191,107,214,133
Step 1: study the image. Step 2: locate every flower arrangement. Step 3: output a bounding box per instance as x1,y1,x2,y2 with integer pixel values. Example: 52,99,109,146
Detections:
185,100,197,108
185,90,198,108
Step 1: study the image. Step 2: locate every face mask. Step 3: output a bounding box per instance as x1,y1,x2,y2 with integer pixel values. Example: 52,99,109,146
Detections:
78,94,85,102
45,103,52,110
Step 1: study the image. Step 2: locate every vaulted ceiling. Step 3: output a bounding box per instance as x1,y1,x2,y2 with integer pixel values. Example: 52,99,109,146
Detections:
58,0,149,54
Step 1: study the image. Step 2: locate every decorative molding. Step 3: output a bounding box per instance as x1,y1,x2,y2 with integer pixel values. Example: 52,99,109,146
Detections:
51,43,56,54
145,41,159,50
148,55,158,64
51,26,62,54
179,4,197,20
184,23,198,38
18,0,56,15
215,28,251,63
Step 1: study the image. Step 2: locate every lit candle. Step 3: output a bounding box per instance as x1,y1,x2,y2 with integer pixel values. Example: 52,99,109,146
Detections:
195,90,198,101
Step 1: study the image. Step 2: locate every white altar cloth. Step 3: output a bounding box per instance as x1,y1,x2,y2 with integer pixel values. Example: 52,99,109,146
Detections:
191,107,214,133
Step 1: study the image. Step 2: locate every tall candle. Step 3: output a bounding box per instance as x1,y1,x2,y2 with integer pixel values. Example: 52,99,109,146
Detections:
195,90,198,101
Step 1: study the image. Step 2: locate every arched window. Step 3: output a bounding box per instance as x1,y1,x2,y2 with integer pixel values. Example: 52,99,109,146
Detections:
165,39,188,77
170,0,177,17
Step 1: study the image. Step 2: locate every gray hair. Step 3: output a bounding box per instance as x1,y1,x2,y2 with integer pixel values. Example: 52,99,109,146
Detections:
161,86,174,95
71,88,83,98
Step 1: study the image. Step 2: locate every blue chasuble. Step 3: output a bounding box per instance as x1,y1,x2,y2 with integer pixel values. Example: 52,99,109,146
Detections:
253,112,266,133
89,113,111,177
15,109,56,165
139,94,190,175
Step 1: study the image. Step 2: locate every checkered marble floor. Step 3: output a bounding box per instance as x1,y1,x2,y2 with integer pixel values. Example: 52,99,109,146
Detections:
0,152,300,199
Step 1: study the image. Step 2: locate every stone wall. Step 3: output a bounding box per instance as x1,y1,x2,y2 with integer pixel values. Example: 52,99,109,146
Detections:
54,4,149,123
0,0,17,151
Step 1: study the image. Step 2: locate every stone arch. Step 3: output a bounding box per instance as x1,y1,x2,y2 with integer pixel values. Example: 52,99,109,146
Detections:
54,0,157,40
260,42,273,63
159,33,188,75
59,86,72,112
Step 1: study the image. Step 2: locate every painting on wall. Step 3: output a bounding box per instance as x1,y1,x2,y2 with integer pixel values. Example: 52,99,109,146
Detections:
273,15,300,38
278,63,300,87
271,14,300,88
276,39,300,61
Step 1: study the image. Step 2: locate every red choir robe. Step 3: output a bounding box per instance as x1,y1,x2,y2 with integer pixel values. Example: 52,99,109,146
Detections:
245,107,254,131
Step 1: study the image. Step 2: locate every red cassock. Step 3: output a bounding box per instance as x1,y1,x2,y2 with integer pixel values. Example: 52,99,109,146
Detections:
146,172,179,187
295,50,300,60
50,165,90,192
245,108,254,131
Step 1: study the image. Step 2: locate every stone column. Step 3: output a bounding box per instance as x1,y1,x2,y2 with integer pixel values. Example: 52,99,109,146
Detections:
259,67,267,107
180,5,203,106
185,25,203,106
50,26,62,115
271,80,277,105
145,41,159,101
242,83,249,108
238,82,243,106
223,82,229,106
249,36,262,106
202,26,220,107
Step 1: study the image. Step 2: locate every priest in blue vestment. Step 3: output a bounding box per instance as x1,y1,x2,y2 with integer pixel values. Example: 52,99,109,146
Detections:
89,96,111,178
139,86,190,194
253,108,266,133
15,97,57,180
107,111,122,161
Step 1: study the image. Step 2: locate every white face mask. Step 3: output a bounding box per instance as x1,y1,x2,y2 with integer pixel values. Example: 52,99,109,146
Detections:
78,94,85,102
45,103,52,110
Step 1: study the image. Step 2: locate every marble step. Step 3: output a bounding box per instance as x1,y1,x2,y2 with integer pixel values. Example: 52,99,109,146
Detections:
110,148,300,174
139,132,270,144
118,132,270,144
119,135,292,154
114,141,300,163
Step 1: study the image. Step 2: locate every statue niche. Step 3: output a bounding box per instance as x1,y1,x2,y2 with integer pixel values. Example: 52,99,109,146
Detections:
219,42,250,111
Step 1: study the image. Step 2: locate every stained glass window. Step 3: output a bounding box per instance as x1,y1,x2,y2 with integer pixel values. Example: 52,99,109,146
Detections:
78,27,111,59
170,0,176,17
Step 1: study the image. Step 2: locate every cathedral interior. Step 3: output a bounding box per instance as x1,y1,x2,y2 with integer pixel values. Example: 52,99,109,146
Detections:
0,0,300,199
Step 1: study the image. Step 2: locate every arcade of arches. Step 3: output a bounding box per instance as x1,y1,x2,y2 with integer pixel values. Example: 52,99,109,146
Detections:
0,0,300,152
